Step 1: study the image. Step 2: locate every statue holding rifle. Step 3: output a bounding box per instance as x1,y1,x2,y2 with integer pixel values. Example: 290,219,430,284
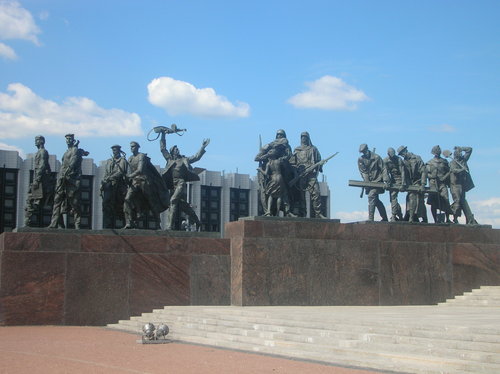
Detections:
101,144,128,228
159,124,209,230
49,134,89,229
289,132,328,218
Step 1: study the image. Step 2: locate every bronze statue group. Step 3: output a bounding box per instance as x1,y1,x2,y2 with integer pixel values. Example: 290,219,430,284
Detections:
354,144,478,225
24,126,209,230
23,128,479,231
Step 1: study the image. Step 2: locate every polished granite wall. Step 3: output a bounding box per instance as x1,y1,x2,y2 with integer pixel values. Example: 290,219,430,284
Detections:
226,218,500,306
0,230,230,326
1,220,499,325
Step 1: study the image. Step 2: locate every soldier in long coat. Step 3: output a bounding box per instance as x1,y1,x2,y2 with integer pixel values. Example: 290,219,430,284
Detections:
449,146,477,224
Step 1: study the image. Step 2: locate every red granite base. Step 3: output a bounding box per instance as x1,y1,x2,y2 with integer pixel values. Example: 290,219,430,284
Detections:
226,219,500,306
0,231,230,326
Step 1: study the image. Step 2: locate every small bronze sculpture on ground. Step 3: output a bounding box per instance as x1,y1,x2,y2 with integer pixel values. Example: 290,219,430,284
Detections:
123,141,169,229
160,129,209,230
24,135,54,226
49,134,89,229
426,145,452,223
255,129,293,216
289,132,329,218
397,146,427,223
446,146,478,224
383,147,406,222
358,144,388,221
101,145,128,228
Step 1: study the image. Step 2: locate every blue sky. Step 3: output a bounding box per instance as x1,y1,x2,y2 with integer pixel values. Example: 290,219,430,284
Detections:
1,0,499,225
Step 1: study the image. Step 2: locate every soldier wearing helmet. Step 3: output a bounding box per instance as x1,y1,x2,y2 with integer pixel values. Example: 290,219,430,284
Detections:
358,144,388,221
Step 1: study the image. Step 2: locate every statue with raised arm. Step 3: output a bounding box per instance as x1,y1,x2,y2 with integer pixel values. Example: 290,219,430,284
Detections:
49,134,89,229
397,145,428,223
448,146,477,224
101,145,128,228
383,147,406,222
123,141,169,229
24,135,54,226
160,130,209,230
358,144,388,221
426,145,452,223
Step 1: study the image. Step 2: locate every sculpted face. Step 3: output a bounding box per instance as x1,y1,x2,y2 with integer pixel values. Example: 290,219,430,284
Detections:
172,146,180,157
130,142,139,154
112,147,121,158
65,135,74,146
387,148,396,158
35,136,44,147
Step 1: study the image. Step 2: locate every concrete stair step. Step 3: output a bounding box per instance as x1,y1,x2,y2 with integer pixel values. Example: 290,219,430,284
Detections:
107,305,500,374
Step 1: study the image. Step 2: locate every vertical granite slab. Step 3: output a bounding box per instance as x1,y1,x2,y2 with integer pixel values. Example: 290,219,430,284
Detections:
190,255,230,305
0,251,66,325
450,242,500,295
65,253,130,325
129,254,191,316
379,241,451,305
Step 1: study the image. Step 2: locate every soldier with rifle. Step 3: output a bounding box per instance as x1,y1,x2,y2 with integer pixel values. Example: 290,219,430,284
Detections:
101,144,128,228
289,132,327,218
160,128,209,230
49,134,89,229
357,144,388,221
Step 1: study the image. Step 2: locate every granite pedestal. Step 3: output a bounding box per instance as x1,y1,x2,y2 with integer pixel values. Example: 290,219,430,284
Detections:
0,229,230,326
225,218,500,306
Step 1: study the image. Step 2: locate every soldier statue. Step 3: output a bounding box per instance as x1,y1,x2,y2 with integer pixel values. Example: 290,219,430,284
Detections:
289,132,326,218
383,147,406,222
397,145,428,223
160,130,209,230
255,129,293,215
24,135,54,226
100,145,128,228
49,134,89,229
426,145,452,223
358,144,388,221
448,146,477,224
123,141,169,229
257,144,294,217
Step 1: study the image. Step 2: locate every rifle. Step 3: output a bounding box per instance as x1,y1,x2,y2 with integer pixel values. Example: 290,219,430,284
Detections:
348,180,438,194
289,152,338,187
148,124,187,141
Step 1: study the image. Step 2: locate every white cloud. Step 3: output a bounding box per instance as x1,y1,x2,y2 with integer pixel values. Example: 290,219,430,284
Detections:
428,124,456,133
0,0,40,43
470,197,500,228
147,77,250,118
0,141,24,157
288,75,369,110
0,41,16,59
334,210,368,222
0,83,143,138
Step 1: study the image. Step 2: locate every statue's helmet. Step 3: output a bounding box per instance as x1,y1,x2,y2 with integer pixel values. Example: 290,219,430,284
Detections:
276,129,287,138
397,145,407,155
130,141,140,148
359,143,368,153
431,145,441,155
35,135,45,143
111,144,121,150
387,147,396,157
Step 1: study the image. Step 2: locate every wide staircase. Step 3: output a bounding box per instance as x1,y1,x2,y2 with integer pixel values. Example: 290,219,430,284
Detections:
438,286,500,307
108,288,500,374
